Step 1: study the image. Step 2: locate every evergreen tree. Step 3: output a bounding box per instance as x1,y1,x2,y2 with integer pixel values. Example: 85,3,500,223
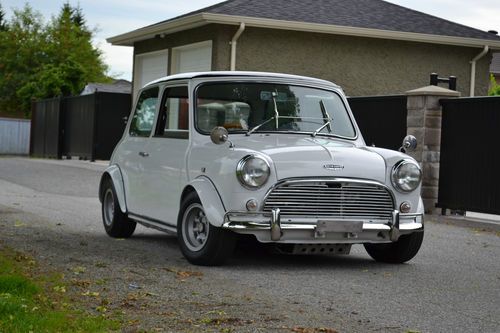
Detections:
0,2,7,31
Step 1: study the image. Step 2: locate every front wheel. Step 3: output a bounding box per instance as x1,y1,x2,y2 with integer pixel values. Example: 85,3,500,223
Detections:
177,192,236,266
101,178,136,238
364,231,424,263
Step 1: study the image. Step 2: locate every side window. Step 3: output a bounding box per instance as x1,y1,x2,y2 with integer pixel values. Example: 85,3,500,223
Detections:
129,87,159,137
155,86,189,139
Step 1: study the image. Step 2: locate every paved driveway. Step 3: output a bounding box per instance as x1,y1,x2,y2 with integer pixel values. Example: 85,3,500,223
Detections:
0,157,499,332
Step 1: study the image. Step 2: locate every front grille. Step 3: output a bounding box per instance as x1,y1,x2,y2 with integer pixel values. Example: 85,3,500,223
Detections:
263,180,394,220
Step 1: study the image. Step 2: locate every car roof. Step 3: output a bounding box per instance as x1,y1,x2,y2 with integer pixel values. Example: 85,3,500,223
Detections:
144,71,339,88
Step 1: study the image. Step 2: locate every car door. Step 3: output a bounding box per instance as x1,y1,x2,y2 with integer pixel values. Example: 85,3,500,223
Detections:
139,85,190,225
117,86,160,216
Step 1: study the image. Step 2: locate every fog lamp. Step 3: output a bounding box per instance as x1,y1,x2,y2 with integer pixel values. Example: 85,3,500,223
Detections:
246,199,258,211
400,201,412,213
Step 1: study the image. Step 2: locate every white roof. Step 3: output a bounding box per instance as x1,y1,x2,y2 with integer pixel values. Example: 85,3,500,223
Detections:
145,71,338,88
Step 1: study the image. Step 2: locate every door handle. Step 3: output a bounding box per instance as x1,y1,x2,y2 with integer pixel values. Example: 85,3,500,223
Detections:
138,151,149,157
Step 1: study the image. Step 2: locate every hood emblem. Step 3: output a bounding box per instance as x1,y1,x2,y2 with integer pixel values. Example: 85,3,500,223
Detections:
324,164,344,171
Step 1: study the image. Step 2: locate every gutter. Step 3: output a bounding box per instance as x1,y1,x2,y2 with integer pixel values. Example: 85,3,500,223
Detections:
469,45,489,97
230,22,245,71
107,13,500,49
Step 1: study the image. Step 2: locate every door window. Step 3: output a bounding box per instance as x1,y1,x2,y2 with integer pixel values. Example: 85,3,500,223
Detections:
129,87,159,137
155,86,189,139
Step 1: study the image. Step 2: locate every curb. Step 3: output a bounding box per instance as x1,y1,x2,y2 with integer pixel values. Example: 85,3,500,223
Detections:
426,214,500,232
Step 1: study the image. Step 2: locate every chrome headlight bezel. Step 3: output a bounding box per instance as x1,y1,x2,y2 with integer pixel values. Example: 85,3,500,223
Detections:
236,155,271,189
391,159,422,193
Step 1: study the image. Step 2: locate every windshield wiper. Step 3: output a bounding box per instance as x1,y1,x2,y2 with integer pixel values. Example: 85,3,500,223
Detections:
272,91,280,129
246,116,275,136
247,91,281,136
311,100,332,137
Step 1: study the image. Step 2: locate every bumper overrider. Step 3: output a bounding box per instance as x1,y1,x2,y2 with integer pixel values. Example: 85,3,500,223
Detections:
222,209,424,243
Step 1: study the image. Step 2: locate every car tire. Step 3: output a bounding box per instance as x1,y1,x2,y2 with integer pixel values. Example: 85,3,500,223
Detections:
101,178,136,238
177,192,236,266
364,231,424,264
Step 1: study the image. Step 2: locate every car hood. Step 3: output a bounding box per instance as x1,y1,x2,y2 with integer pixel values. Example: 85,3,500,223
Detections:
231,134,387,182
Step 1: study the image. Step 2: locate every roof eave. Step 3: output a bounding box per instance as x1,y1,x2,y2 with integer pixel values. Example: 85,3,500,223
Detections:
106,13,208,46
107,13,500,50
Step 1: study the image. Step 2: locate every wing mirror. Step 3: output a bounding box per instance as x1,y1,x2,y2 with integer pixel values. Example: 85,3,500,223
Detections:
400,135,418,153
210,126,229,145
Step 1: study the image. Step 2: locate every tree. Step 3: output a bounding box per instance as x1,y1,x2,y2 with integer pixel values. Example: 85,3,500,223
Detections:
489,74,500,96
0,2,7,31
0,4,47,117
0,2,109,118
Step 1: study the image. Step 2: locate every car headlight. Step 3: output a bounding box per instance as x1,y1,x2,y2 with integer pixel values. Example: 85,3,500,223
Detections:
236,155,270,189
391,160,422,192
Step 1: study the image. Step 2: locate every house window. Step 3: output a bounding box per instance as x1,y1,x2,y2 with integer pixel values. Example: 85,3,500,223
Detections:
133,50,168,99
171,41,212,74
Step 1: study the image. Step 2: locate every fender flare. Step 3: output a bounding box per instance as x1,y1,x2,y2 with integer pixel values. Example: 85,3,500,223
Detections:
184,177,226,227
417,197,425,216
99,165,127,214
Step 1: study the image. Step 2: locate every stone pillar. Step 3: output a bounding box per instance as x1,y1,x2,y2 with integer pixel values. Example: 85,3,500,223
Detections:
405,86,460,214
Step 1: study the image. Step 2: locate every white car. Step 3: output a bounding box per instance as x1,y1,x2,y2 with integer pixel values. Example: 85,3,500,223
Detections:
99,71,424,266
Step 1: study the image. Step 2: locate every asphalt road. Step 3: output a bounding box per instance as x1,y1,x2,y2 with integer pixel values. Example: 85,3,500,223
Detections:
0,157,499,332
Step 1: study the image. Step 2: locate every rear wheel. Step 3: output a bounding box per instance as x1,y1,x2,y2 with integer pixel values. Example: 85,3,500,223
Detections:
101,178,136,238
177,192,236,266
364,231,424,263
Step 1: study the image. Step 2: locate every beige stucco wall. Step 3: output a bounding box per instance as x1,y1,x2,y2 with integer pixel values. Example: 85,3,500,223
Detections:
134,24,492,97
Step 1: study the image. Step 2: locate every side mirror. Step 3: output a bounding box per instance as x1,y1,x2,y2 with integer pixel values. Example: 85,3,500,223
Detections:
400,135,418,153
210,126,229,145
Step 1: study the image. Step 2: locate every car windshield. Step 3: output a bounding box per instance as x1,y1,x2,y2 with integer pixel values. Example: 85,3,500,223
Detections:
195,82,356,138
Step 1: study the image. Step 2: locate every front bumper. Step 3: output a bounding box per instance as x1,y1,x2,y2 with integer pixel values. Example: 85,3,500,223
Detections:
222,209,423,243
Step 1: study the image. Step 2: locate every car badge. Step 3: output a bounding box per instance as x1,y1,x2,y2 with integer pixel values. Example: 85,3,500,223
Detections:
323,164,344,171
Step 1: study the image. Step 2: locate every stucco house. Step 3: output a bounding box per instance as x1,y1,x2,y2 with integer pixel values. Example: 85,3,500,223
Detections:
108,0,500,98
491,53,500,84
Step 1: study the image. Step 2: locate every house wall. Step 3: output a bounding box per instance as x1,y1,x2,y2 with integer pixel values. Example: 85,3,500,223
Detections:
134,24,491,97
134,25,232,74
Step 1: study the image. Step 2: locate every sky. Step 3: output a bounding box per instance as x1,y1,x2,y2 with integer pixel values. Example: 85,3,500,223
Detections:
1,0,499,81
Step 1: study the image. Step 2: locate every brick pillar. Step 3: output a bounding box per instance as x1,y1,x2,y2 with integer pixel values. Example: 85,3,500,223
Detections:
405,86,460,214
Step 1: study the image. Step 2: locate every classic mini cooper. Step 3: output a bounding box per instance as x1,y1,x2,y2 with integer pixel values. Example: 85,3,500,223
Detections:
99,71,424,266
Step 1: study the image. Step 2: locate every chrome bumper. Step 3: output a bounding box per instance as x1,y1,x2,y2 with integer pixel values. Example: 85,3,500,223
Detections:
222,209,424,242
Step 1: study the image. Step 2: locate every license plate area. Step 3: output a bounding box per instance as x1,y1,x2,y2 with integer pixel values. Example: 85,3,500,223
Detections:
314,220,363,238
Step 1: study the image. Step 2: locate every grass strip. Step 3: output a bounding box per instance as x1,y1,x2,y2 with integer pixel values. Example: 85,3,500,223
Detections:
0,245,120,332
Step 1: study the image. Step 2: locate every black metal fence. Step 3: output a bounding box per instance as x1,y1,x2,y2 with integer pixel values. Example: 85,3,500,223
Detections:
31,92,130,160
437,96,500,215
31,98,64,158
348,95,407,150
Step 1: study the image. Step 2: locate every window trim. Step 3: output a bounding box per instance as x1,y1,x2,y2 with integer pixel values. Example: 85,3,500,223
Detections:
128,85,160,138
153,85,190,140
193,81,358,140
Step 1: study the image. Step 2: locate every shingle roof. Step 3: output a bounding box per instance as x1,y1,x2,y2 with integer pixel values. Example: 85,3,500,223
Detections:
159,0,500,42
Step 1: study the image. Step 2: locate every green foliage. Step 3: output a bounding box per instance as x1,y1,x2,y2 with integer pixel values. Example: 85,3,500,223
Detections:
0,247,120,332
0,2,109,118
489,74,500,96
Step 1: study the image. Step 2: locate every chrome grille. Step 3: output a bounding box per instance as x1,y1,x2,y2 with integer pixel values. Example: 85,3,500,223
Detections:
263,180,394,219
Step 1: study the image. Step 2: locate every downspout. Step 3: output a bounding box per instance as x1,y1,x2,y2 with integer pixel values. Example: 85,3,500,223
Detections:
469,45,489,97
230,22,245,71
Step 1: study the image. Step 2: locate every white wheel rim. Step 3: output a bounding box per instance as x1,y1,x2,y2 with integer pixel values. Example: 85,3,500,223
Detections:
182,203,209,252
103,188,114,227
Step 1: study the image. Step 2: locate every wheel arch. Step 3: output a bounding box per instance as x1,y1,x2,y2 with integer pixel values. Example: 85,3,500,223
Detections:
99,165,127,214
181,177,226,227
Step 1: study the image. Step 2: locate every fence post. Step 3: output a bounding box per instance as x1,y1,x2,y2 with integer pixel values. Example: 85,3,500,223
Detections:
405,85,460,214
